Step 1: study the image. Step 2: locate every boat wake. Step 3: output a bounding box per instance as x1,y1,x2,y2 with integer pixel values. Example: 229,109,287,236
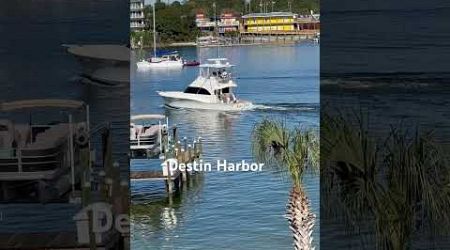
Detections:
160,103,318,112
250,103,319,112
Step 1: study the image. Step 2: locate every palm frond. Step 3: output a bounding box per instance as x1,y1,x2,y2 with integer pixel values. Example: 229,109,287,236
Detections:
252,118,319,185
323,110,450,248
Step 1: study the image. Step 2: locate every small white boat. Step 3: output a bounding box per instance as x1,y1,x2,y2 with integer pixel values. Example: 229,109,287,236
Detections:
157,58,252,111
135,4,183,70
130,114,168,158
136,53,183,69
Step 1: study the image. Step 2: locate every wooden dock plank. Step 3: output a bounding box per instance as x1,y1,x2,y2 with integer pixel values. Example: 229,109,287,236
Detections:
130,170,180,181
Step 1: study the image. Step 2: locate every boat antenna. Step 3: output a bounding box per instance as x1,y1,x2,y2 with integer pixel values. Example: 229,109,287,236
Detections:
153,3,157,57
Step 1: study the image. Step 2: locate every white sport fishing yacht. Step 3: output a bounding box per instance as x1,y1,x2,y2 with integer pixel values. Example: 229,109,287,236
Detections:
157,58,252,111
130,114,167,158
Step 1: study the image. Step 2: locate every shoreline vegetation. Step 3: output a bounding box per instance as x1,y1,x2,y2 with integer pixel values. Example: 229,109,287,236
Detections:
130,0,319,49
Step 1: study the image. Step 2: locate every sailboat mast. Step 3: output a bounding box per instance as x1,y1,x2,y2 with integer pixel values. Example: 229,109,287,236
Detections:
153,3,157,57
213,1,219,57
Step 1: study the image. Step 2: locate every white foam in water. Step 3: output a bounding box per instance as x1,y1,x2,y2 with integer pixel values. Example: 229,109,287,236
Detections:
251,104,316,111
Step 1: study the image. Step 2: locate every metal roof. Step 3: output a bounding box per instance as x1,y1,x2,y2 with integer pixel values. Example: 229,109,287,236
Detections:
242,12,297,18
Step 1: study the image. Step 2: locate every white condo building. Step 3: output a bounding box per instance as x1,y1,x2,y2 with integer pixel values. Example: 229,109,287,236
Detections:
130,0,145,31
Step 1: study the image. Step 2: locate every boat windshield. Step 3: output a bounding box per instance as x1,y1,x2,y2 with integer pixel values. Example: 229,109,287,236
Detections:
184,87,211,95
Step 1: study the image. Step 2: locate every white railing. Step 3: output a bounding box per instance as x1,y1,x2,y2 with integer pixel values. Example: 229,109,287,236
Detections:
130,13,145,19
130,3,144,11
197,21,240,28
0,146,64,173
130,23,145,29
196,21,216,28
218,21,240,27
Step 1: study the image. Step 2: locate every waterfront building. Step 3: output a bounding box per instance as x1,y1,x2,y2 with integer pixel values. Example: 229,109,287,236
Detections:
241,12,298,32
195,13,215,32
296,14,320,31
218,12,240,34
130,0,145,31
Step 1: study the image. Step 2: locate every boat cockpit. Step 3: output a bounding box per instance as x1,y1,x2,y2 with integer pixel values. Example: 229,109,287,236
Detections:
214,87,237,104
161,54,181,61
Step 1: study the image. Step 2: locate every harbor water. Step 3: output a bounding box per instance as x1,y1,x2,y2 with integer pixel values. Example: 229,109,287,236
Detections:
131,44,320,249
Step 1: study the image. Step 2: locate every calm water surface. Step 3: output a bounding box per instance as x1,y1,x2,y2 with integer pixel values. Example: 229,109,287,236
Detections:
131,44,319,249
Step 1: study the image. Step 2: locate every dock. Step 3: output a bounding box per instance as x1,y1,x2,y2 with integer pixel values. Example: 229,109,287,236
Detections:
131,130,203,194
131,170,177,181
0,123,129,250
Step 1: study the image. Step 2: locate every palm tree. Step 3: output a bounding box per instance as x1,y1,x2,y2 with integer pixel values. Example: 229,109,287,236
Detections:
252,119,319,250
321,112,450,249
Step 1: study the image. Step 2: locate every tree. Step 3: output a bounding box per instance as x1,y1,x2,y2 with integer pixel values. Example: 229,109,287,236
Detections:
321,112,450,248
143,3,198,45
248,0,319,14
252,119,319,249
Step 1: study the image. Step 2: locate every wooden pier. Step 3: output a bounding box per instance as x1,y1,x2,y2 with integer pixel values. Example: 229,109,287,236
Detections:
131,129,203,195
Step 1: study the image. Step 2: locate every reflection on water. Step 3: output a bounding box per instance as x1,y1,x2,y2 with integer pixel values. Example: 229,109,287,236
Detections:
131,174,205,242
131,44,319,249
165,109,240,141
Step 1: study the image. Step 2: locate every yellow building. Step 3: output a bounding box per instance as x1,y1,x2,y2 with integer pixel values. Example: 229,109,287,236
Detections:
241,12,297,32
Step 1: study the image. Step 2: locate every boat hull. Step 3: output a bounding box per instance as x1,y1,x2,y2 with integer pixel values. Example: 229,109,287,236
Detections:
130,145,160,159
158,92,252,111
137,60,183,69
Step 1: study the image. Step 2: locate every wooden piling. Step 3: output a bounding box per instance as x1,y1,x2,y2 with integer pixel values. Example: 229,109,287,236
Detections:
131,134,203,196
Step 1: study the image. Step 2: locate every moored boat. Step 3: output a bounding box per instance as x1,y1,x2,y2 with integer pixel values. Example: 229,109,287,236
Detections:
183,60,200,67
136,4,183,70
130,114,168,158
136,52,184,69
0,99,90,202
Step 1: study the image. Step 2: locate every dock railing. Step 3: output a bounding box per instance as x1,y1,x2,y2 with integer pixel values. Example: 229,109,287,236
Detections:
0,143,66,175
